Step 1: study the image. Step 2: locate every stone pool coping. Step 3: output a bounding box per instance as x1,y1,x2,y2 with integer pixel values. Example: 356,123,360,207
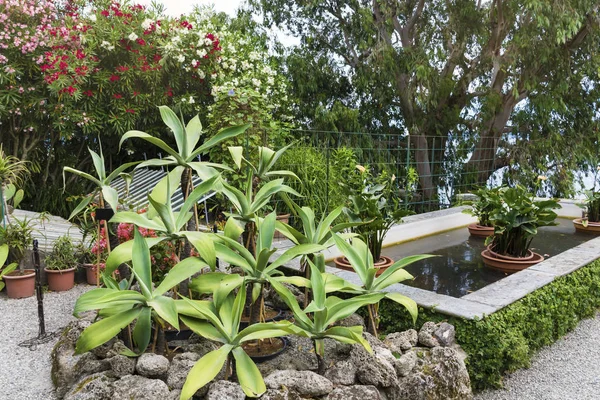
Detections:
275,201,600,320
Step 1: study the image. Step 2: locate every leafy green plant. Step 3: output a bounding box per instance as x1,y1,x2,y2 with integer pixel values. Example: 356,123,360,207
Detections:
0,217,35,272
45,236,79,271
462,187,500,227
73,229,206,355
191,213,323,324
176,288,296,399
342,168,411,261
0,244,18,291
579,190,600,224
3,183,24,209
332,234,434,336
270,260,383,373
63,144,138,220
488,185,561,257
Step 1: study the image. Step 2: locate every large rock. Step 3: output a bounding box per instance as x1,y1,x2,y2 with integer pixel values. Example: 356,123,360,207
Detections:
257,336,318,376
326,385,381,400
136,353,170,378
334,313,366,328
167,352,200,389
418,322,440,348
392,346,472,400
108,355,136,377
355,352,398,388
384,329,418,353
63,372,115,400
394,351,418,377
260,389,305,400
52,332,110,399
112,375,171,400
206,380,245,400
265,370,333,397
324,360,357,385
433,322,456,347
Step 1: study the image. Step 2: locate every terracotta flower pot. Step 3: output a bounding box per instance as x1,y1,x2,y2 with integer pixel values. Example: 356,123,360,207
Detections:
573,218,600,234
45,267,76,292
486,244,535,261
83,263,102,285
481,249,544,274
468,223,494,237
4,269,35,299
333,255,394,276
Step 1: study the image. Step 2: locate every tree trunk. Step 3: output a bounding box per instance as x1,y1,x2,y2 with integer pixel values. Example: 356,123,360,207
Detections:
411,134,435,200
467,95,520,183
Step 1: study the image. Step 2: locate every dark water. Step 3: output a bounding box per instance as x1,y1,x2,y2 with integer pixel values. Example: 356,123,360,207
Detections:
337,219,593,298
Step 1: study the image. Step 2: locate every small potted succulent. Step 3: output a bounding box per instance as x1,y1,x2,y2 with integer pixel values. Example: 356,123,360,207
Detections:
45,236,79,291
463,187,499,237
0,217,36,298
335,166,411,275
573,190,600,234
481,184,561,273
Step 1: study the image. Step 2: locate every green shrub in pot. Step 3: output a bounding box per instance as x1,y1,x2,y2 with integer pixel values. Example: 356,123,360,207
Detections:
45,236,79,271
488,185,561,257
463,187,500,227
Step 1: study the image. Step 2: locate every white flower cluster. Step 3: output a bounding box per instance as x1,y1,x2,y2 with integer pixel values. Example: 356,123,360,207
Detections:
100,40,114,51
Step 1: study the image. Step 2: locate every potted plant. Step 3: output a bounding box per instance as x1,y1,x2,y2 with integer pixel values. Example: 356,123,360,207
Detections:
481,185,561,273
0,217,36,298
0,145,30,225
0,244,18,292
463,187,499,237
573,190,600,234
335,167,410,275
45,236,79,291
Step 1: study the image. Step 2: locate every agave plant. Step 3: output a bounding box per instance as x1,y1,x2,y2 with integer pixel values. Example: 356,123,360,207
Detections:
332,234,435,336
176,288,296,399
63,144,138,220
270,260,383,374
73,230,206,355
191,213,323,324
104,175,218,282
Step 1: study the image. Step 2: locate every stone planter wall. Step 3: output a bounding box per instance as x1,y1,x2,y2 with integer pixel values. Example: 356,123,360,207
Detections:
52,316,472,400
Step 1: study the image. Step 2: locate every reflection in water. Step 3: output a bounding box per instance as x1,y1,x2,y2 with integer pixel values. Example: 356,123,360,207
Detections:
331,219,593,298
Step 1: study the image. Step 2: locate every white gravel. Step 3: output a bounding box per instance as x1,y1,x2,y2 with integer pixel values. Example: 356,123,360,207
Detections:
0,284,92,400
476,313,600,400
2,283,599,400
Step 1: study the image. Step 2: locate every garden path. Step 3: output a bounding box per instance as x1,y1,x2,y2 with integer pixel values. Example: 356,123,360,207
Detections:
476,312,600,400
0,284,90,400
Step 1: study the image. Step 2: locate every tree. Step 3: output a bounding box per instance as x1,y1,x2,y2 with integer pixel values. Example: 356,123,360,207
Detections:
251,0,600,198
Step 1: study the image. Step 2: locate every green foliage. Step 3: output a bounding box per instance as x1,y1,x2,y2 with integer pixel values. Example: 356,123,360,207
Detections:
581,190,600,223
376,260,600,391
462,187,501,227
45,236,79,271
488,185,561,257
73,230,206,355
176,289,295,399
342,167,411,261
0,217,35,267
0,244,18,291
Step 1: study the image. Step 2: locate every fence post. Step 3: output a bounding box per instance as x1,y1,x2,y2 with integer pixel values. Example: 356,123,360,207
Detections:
405,137,411,206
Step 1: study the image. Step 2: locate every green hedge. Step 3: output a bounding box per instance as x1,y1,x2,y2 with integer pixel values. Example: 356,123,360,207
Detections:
377,260,600,391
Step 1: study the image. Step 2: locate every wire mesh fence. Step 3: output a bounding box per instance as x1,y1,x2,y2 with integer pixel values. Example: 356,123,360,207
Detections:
263,129,500,224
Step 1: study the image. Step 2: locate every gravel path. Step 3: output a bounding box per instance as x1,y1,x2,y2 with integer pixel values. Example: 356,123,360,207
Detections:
0,284,91,400
476,313,600,400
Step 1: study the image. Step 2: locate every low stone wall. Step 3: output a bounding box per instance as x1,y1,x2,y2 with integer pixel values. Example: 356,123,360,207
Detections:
52,317,472,400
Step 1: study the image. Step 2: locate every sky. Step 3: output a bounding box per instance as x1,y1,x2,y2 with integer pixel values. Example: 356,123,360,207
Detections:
137,0,243,17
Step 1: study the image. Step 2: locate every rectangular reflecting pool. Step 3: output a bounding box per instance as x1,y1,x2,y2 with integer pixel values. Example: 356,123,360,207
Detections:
379,218,592,297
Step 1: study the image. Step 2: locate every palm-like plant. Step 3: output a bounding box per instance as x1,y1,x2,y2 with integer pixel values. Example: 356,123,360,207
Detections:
73,230,206,355
104,176,218,282
270,260,383,374
332,234,435,336
0,145,30,225
191,213,323,324
176,289,296,399
63,145,138,220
